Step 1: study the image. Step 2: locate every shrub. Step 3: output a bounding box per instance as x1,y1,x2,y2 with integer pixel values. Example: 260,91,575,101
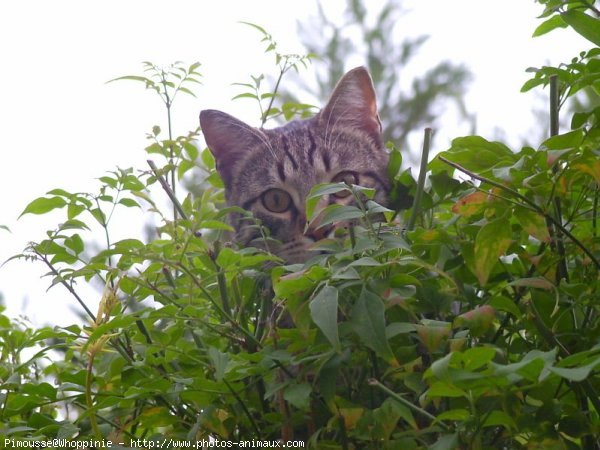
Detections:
3,2,600,448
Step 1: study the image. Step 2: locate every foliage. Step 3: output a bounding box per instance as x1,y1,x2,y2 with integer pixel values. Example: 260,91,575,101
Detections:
2,3,600,448
288,0,473,160
233,22,317,126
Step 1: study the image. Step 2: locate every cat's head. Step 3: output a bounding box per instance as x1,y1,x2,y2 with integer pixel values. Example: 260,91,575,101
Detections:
200,66,390,263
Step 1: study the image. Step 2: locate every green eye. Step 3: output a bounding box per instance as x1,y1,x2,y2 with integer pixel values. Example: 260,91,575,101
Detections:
261,188,292,213
331,171,358,198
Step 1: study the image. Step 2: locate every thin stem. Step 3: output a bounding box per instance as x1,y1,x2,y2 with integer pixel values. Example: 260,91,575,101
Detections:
368,378,450,430
594,185,599,239
550,75,560,137
167,103,177,222
527,295,600,417
407,128,433,231
86,356,102,439
549,75,569,283
223,379,262,437
147,160,188,221
582,0,600,16
212,240,231,315
159,68,177,222
260,64,287,128
33,249,96,322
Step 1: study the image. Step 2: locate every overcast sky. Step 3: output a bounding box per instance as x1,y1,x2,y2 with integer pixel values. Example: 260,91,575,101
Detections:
0,0,588,325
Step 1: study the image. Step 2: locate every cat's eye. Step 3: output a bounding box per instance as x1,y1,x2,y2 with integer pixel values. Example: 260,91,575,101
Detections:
331,171,358,198
261,188,292,213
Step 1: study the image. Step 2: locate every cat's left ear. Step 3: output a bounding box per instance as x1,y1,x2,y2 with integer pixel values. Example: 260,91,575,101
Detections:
319,66,382,146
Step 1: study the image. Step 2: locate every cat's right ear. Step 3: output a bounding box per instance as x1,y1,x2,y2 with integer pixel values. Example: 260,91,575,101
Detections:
200,110,265,186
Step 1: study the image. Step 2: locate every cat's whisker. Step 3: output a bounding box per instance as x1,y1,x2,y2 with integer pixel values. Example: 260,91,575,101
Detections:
222,117,278,161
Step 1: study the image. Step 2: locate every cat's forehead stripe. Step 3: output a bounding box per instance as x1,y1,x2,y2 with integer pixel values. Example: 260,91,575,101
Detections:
307,128,317,165
280,134,299,170
276,160,286,182
322,151,331,172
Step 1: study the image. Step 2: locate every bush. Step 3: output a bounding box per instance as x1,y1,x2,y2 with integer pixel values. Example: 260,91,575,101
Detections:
2,2,600,448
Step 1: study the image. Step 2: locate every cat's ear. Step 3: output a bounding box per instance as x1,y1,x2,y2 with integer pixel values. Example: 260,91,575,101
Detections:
200,110,266,186
319,66,382,146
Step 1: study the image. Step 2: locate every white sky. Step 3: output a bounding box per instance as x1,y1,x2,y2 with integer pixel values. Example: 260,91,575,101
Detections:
0,0,589,325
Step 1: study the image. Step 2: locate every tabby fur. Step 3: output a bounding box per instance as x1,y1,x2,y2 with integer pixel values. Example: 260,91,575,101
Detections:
200,67,390,262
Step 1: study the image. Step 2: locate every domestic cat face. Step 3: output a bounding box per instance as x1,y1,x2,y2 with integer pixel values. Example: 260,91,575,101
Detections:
200,67,390,263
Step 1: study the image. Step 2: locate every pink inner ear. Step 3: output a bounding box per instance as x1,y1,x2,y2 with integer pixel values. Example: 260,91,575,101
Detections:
319,66,383,145
200,109,265,186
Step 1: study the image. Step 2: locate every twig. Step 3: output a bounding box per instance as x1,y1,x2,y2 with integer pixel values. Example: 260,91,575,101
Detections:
549,75,569,283
368,378,450,431
261,68,285,128
407,128,432,231
212,240,231,315
147,160,188,221
33,249,96,322
438,156,600,270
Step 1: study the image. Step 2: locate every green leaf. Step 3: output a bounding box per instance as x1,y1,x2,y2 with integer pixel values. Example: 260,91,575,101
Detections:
510,277,555,290
521,77,546,93
64,234,84,255
283,382,312,410
67,203,86,219
540,129,584,150
273,265,328,298
108,75,154,85
57,422,79,439
436,409,470,422
183,141,199,160
429,433,459,450
309,285,340,350
462,346,496,371
427,381,466,398
20,196,67,217
216,247,240,268
482,410,516,430
199,220,234,232
549,358,600,382
416,321,452,353
430,352,454,380
123,175,145,191
454,305,496,337
99,176,118,188
90,207,106,225
430,433,459,450
306,182,351,219
201,148,215,170
532,14,567,37
239,21,269,37
513,207,550,243
119,198,140,208
561,10,600,47
438,136,516,176
232,92,259,101
46,188,72,197
387,144,402,178
350,289,396,364
474,217,512,285
385,322,416,339
208,347,229,382
318,204,364,228
489,295,522,318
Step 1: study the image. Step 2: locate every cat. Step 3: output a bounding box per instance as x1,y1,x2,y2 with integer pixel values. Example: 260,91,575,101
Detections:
200,66,391,263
